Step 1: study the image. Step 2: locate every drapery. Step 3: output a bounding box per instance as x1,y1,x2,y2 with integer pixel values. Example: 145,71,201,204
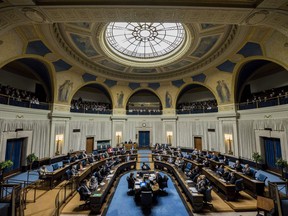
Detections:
0,119,50,159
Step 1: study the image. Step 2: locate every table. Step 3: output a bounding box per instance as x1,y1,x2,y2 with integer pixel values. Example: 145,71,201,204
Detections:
89,160,136,213
154,160,204,212
202,168,236,201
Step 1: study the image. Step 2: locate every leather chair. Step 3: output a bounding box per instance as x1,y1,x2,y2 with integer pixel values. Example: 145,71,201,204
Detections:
257,173,268,183
203,186,213,210
141,191,153,207
184,162,192,174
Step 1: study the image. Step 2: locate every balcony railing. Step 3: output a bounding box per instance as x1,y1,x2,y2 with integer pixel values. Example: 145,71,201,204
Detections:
238,95,288,110
0,94,50,110
70,108,112,114
176,107,218,114
126,110,163,115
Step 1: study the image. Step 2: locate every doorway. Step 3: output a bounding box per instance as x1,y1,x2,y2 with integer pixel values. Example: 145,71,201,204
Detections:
86,137,94,154
5,138,24,175
138,131,150,148
263,137,282,173
194,137,202,150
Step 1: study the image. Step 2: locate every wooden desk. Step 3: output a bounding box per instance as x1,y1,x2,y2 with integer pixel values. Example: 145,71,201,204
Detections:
226,167,265,197
90,160,136,213
154,160,204,212
202,168,236,201
257,196,274,215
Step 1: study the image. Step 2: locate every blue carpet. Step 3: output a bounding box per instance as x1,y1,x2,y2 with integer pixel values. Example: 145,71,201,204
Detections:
139,158,151,163
138,150,152,154
106,172,189,216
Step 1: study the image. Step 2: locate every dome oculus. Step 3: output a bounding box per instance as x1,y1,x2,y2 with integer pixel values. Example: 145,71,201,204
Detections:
105,22,185,60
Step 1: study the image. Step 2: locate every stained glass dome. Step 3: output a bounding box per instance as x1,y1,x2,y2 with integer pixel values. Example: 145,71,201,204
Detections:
105,22,185,61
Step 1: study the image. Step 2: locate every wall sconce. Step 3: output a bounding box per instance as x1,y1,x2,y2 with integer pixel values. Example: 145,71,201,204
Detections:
167,131,173,145
55,134,64,155
116,131,122,145
224,134,233,154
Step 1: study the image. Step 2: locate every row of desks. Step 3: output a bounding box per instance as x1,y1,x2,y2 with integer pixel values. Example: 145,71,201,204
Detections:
152,153,265,200
44,154,137,189
89,160,137,213
154,160,204,212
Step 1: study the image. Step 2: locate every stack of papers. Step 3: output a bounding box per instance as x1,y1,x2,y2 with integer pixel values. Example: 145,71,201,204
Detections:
189,187,198,193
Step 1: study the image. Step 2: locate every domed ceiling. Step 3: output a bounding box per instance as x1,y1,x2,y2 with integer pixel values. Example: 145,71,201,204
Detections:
52,21,246,82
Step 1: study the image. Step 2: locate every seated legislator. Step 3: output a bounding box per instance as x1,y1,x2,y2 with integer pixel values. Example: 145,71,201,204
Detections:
89,176,98,192
187,165,200,182
126,153,131,162
71,165,79,176
242,164,251,176
216,164,225,176
78,179,91,200
38,165,49,178
196,175,209,194
175,157,184,169
167,155,174,164
155,172,163,185
211,152,219,161
140,176,152,191
222,155,229,165
228,172,237,184
202,157,210,167
141,162,151,170
222,167,230,181
233,160,243,172
155,153,162,161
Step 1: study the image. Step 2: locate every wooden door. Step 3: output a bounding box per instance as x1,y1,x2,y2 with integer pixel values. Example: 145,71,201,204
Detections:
138,131,150,148
194,137,202,150
86,137,94,154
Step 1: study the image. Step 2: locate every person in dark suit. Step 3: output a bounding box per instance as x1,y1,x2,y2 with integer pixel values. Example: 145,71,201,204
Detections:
141,162,151,170
196,175,208,194
233,160,242,172
222,167,230,181
216,164,225,176
187,165,200,181
211,152,219,161
78,179,91,200
202,157,210,167
242,164,251,176
155,172,163,184
228,172,237,184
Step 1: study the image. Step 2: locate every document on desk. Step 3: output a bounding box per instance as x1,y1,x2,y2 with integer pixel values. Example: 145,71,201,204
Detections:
189,187,198,193
100,182,105,186
185,180,193,183
107,174,114,178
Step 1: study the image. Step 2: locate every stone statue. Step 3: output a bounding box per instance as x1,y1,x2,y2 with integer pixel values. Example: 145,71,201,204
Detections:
58,80,73,102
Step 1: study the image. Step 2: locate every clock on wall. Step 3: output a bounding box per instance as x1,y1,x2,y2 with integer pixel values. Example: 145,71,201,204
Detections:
142,123,146,127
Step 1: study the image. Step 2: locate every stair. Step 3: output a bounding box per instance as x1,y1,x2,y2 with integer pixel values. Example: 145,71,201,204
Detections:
136,150,154,170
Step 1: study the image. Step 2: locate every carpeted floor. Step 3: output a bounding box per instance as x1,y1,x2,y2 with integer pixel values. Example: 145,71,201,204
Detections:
105,171,190,216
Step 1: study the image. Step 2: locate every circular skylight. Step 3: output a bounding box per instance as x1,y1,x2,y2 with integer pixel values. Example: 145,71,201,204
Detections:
105,22,185,60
